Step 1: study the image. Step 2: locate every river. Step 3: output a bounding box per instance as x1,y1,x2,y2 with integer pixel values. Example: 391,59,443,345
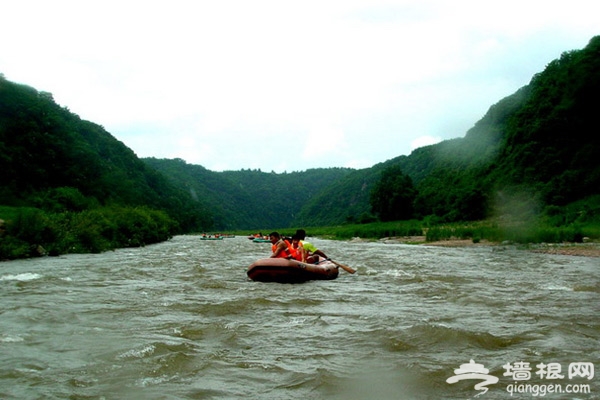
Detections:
1,235,598,399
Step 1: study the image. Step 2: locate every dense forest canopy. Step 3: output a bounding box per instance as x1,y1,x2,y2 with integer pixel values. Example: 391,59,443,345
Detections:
0,76,213,231
143,157,354,230
1,36,599,258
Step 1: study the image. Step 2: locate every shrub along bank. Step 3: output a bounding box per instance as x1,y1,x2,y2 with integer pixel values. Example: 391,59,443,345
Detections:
238,219,599,245
0,205,177,260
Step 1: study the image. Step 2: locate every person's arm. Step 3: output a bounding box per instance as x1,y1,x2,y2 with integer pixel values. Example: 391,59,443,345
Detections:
302,241,326,257
270,240,287,258
314,249,328,259
300,246,307,262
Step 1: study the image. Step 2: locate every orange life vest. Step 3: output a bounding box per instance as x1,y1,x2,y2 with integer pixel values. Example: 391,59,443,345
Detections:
271,240,291,258
287,240,304,261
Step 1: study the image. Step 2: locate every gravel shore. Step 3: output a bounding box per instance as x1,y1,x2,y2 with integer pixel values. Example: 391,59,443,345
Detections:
378,236,600,257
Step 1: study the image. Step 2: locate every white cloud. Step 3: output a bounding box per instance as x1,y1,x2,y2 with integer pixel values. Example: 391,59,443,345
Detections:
2,0,599,172
411,136,442,151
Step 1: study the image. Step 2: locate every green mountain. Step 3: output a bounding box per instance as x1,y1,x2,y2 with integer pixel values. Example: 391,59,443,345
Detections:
0,75,213,255
292,36,600,226
1,36,599,258
143,158,353,230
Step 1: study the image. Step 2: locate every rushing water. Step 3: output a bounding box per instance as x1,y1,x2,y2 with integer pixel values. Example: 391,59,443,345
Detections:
1,235,598,399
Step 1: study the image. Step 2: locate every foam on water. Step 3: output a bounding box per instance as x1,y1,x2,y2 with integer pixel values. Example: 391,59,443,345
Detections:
0,272,42,281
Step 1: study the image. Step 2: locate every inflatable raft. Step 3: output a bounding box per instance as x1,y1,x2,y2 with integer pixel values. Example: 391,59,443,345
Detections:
247,257,339,283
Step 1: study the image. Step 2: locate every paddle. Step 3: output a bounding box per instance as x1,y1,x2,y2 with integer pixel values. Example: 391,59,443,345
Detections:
294,258,355,274
328,259,356,274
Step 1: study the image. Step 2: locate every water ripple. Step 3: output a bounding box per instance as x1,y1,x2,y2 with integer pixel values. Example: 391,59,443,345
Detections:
0,235,598,399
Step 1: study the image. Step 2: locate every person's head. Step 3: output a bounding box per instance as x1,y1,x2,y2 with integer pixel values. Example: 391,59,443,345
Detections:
269,231,281,244
295,229,306,240
291,234,301,247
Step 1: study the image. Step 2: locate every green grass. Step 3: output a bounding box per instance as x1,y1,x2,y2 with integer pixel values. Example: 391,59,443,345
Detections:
0,205,39,221
229,220,600,245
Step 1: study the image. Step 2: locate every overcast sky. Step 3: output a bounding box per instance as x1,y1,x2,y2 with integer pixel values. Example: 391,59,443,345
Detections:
2,1,598,172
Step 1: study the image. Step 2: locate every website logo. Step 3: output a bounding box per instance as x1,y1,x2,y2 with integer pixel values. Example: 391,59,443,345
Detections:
446,359,499,396
447,359,594,397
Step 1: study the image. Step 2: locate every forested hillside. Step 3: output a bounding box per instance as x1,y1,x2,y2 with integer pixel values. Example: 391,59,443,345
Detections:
0,76,213,258
295,36,600,226
144,158,354,230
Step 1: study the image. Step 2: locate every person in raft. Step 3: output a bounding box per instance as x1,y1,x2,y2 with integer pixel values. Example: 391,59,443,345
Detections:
295,229,328,263
269,232,291,258
286,234,305,261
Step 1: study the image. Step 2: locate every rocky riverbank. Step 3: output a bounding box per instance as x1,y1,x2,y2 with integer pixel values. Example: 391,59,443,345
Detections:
377,236,600,257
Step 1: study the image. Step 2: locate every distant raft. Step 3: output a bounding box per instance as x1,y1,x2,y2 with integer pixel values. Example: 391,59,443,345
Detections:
200,236,224,240
247,256,339,283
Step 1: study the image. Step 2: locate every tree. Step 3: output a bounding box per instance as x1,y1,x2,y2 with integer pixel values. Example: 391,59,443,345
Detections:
370,165,417,221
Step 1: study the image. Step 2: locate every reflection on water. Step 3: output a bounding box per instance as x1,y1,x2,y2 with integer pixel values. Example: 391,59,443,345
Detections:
1,236,598,399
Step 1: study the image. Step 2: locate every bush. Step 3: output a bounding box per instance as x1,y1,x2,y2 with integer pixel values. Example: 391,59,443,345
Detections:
0,235,31,259
0,205,177,260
